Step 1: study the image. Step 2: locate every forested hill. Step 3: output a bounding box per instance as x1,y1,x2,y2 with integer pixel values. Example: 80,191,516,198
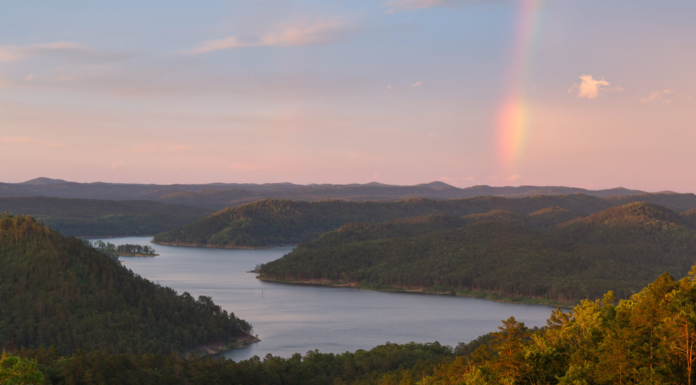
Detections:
13,269,696,384
152,195,610,248
258,202,696,303
153,193,696,248
0,196,212,237
0,214,251,355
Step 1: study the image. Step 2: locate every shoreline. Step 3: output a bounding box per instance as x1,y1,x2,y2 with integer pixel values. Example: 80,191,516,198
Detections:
153,241,296,250
117,253,159,257
257,276,576,309
77,235,155,239
184,332,261,358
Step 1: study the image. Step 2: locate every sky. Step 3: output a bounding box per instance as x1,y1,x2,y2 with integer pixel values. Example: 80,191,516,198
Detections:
0,0,694,192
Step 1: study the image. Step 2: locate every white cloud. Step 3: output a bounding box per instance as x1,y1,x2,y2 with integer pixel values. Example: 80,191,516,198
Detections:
129,144,188,153
0,42,86,62
411,81,423,88
0,137,65,149
24,74,34,81
0,42,129,65
508,174,522,181
0,48,23,62
111,162,124,170
641,89,683,105
188,18,350,54
439,176,453,181
0,136,34,144
569,75,612,99
462,176,474,181
373,174,380,178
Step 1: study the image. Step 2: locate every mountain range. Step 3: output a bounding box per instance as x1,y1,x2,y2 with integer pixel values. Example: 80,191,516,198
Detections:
1,177,652,210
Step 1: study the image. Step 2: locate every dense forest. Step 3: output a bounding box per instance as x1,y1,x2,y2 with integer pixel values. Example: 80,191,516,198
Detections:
8,342,456,385
0,197,212,237
258,202,696,302
0,214,252,355
154,193,696,248
417,270,696,385
8,269,696,384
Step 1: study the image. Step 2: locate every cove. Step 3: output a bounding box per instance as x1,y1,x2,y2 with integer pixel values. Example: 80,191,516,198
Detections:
96,237,555,361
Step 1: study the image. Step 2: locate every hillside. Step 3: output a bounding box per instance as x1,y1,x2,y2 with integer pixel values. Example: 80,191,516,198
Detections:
153,194,613,248
0,197,212,237
606,192,696,212
148,188,259,210
13,266,696,384
257,202,696,302
154,192,696,248
0,215,252,355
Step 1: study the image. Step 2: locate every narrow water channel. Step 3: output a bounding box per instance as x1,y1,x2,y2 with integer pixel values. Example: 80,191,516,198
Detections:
98,237,555,361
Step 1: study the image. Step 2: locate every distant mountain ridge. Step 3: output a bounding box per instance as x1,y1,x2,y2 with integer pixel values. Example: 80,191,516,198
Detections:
153,193,696,249
21,177,69,185
0,177,653,210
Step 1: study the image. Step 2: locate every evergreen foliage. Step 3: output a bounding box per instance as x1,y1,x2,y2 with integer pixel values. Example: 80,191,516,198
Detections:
16,342,453,385
0,351,44,385
153,195,612,248
417,269,696,385
155,193,696,249
115,243,156,255
259,202,696,302
0,214,252,356
0,197,212,237
13,268,696,384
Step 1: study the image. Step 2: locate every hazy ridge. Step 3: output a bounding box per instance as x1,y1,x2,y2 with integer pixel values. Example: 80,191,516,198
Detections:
2,177,650,210
153,193,696,249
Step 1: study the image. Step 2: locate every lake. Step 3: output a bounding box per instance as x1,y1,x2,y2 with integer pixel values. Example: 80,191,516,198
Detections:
97,236,555,361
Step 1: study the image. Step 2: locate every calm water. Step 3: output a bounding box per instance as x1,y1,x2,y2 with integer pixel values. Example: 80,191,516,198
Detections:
96,237,554,361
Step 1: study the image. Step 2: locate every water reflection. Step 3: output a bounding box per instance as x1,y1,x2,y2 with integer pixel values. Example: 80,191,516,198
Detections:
97,237,554,361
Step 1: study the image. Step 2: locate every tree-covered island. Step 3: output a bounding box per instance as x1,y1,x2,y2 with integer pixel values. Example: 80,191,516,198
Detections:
83,240,158,257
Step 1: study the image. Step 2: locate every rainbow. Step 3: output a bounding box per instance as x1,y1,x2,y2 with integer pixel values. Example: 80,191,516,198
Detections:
497,0,543,172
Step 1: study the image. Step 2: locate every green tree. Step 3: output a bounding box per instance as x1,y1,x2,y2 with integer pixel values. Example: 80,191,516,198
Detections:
658,269,696,385
490,316,529,382
0,351,44,385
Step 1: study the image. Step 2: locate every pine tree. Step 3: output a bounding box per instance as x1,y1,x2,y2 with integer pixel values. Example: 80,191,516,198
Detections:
490,316,529,382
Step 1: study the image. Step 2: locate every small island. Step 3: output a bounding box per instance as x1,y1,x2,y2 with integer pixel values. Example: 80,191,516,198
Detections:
83,240,158,258
115,243,158,257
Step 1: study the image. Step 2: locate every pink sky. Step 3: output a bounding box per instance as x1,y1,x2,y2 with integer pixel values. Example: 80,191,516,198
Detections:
1,1,694,192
